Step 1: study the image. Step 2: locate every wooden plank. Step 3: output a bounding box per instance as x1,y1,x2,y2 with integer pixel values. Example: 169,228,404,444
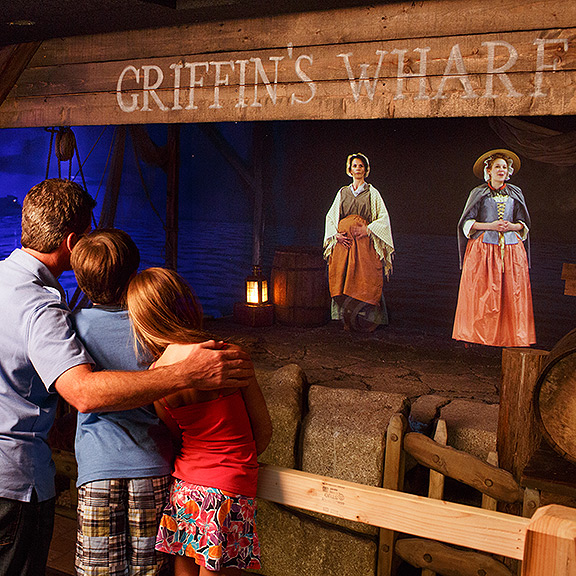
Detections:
403,433,523,503
561,263,576,295
256,464,529,560
522,505,576,576
428,419,448,501
482,451,500,512
28,0,576,67
396,538,513,576
378,413,407,576
15,27,576,98
2,67,576,127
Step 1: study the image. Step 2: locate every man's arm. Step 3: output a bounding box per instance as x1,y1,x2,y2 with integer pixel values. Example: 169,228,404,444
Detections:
55,340,254,412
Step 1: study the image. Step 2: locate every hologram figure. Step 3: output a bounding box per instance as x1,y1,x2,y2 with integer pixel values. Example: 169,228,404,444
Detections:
323,153,394,330
452,149,536,347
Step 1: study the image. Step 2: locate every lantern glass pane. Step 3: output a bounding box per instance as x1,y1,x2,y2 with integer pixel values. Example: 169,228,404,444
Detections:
246,280,259,304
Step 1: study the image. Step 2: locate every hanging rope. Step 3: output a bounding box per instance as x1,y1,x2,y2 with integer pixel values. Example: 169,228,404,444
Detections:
73,126,109,195
44,127,56,180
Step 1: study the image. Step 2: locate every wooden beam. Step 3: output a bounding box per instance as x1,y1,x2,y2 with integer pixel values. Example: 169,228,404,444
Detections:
1,0,576,127
0,42,41,108
26,0,576,66
256,464,529,560
395,538,513,576
522,505,576,576
404,432,524,503
378,413,407,576
2,69,575,127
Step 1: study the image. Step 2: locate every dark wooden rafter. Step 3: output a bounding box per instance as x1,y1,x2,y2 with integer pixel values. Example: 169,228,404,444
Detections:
98,126,126,229
0,42,41,109
165,124,180,270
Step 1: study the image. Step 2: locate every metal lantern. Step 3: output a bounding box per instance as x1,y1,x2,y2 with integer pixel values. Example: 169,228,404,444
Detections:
246,265,268,305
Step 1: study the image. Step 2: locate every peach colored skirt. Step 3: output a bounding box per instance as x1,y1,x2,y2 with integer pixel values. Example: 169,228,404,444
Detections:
328,214,383,305
452,234,536,347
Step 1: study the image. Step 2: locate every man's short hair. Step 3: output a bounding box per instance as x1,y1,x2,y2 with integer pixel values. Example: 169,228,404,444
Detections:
21,179,96,253
71,229,140,306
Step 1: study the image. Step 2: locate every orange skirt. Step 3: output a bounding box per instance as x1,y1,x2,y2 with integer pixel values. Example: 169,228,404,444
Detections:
452,234,536,347
328,214,383,305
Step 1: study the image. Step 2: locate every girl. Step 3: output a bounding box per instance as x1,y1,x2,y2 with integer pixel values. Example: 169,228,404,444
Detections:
126,267,272,576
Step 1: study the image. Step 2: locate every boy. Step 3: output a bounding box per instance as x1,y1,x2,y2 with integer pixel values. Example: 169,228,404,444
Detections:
71,228,172,576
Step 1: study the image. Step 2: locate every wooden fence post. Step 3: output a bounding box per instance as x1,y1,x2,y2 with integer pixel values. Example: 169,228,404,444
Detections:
498,349,549,488
378,413,407,576
521,505,576,576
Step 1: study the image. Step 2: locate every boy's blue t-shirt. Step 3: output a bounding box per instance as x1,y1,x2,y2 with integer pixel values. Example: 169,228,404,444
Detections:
72,306,173,487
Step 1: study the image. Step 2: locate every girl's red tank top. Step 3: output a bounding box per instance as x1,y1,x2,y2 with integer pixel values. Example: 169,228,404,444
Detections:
160,389,259,498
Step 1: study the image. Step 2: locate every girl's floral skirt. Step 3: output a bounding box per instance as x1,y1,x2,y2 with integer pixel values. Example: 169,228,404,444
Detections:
155,478,261,572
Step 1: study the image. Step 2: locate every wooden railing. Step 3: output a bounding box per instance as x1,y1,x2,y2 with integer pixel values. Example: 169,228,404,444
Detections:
257,464,576,576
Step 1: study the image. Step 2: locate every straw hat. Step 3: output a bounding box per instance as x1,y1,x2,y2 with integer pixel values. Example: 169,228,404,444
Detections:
473,149,520,179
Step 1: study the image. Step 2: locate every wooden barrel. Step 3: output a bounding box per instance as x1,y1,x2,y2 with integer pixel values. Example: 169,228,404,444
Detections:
271,246,330,327
534,328,576,464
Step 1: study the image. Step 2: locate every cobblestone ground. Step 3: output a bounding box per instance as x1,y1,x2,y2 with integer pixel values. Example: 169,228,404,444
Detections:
207,316,503,405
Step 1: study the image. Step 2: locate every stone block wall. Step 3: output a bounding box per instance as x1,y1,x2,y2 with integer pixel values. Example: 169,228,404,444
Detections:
253,364,500,576
255,364,410,576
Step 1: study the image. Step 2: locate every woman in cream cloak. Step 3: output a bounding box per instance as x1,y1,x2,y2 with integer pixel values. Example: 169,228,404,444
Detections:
323,153,394,328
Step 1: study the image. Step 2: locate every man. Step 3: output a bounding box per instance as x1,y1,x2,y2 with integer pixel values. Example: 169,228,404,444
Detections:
0,179,252,576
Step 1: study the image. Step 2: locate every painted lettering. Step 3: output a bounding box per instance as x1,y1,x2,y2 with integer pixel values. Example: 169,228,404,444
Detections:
532,38,569,97
291,54,316,105
209,60,235,109
433,44,477,100
482,41,522,98
184,62,208,110
250,56,284,107
170,63,184,110
235,59,249,108
392,47,431,100
113,33,573,116
116,65,140,112
338,51,388,101
141,65,168,111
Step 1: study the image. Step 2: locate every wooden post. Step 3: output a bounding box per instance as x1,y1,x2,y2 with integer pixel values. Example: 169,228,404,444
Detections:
165,123,180,270
251,123,265,267
98,126,125,228
498,349,549,488
422,419,448,576
378,413,407,576
522,505,576,576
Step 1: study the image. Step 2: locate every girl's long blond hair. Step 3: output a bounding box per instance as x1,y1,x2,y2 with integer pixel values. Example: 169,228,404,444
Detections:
126,267,206,360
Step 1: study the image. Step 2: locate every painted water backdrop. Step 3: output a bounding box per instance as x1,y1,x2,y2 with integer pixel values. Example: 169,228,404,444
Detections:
2,213,576,349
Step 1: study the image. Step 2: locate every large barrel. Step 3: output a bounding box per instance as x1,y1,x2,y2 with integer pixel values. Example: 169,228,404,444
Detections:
271,246,330,327
534,328,576,464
